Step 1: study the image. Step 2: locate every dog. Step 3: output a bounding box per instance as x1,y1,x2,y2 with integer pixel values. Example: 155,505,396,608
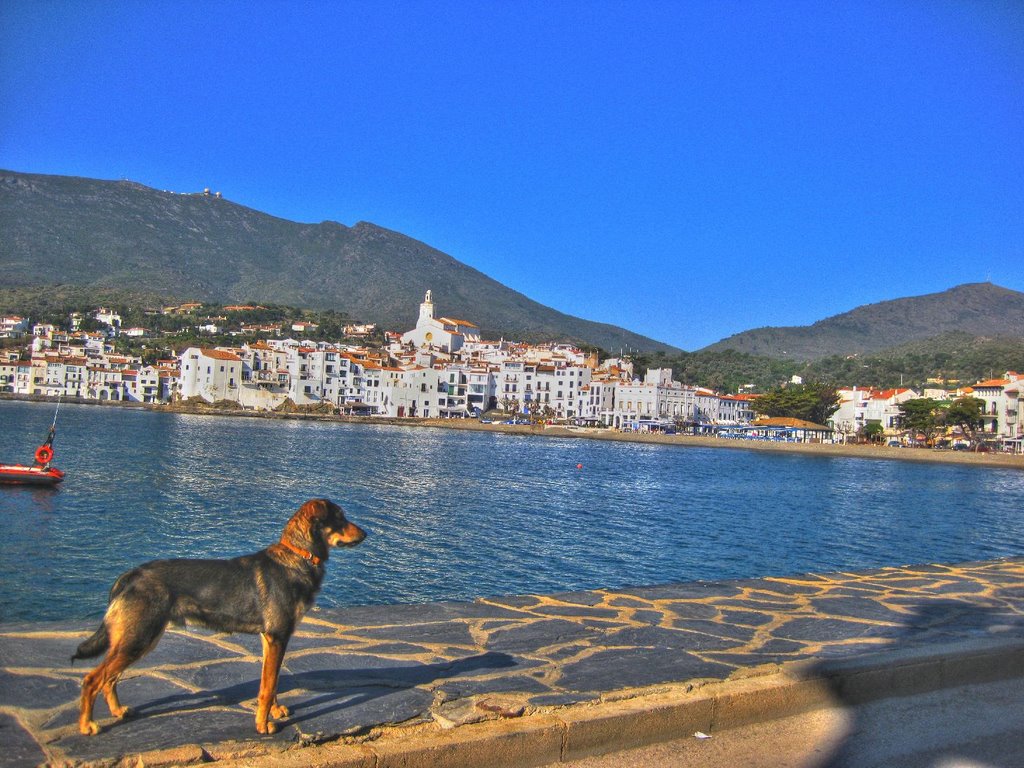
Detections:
72,498,366,736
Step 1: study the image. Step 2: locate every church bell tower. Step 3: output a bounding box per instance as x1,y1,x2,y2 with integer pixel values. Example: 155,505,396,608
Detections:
419,290,434,325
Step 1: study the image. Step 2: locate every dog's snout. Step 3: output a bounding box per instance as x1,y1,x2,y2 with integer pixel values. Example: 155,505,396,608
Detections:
329,521,366,547
346,522,367,543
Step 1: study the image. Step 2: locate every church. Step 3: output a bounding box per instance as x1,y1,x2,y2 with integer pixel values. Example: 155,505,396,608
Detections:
400,291,479,354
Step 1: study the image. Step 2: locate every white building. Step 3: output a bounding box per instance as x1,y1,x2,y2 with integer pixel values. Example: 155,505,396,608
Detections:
970,373,1022,440
375,365,445,418
612,369,696,430
865,388,919,433
584,376,620,425
94,308,122,331
0,316,30,338
400,290,479,354
832,387,919,437
123,366,165,403
179,347,243,402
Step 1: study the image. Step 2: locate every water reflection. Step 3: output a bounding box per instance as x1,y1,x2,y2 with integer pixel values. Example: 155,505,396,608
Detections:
2,400,1023,623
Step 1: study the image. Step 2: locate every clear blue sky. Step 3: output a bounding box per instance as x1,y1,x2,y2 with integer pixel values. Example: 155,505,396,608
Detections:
2,1,1021,350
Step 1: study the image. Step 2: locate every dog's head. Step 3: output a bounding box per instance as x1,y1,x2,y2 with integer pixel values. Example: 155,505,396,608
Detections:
285,499,366,560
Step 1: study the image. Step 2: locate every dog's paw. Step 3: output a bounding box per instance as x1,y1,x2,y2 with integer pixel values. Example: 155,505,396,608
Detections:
271,702,290,719
255,718,278,735
113,706,133,720
79,720,100,736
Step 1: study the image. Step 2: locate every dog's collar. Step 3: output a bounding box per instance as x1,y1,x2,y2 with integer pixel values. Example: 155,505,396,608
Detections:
279,539,322,566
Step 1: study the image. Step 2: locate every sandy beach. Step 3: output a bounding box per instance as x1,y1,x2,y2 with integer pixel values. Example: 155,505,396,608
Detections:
415,417,1024,470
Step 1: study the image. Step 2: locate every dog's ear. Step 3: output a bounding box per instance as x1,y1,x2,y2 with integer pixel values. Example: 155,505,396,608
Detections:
297,499,330,521
287,499,330,542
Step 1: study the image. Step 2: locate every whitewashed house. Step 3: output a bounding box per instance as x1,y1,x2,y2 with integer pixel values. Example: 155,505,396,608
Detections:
179,347,243,402
833,387,918,437
374,365,444,418
970,373,1022,440
87,364,126,401
613,369,692,430
585,376,620,425
0,359,17,392
540,365,592,420
0,316,30,338
864,388,919,433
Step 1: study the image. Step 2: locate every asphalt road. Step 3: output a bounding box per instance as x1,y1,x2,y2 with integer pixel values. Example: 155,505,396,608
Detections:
546,677,1024,768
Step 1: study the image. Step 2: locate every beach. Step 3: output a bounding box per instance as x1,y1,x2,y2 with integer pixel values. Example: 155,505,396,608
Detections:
416,417,1024,470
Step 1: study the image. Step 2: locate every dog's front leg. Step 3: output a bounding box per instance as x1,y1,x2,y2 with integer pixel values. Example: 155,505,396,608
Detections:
256,632,288,734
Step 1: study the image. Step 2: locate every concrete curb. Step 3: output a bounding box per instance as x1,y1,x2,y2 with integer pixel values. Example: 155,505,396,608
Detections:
192,638,1024,768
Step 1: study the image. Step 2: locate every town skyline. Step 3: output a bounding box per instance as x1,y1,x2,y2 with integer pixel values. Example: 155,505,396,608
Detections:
2,290,1021,452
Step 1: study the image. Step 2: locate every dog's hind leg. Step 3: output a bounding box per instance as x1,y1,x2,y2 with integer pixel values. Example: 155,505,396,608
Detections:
255,632,289,734
79,594,168,735
101,674,131,721
80,647,136,734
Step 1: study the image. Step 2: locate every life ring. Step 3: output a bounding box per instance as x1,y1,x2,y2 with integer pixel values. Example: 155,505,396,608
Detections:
35,445,53,465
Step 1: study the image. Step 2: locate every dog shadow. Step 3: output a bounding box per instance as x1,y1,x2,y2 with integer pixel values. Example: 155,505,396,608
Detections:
129,651,518,731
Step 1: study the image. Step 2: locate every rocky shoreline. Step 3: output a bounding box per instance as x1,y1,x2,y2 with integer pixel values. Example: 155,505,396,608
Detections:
5,393,1022,470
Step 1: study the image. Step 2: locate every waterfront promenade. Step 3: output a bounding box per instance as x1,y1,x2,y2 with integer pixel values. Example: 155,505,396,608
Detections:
2,558,1022,767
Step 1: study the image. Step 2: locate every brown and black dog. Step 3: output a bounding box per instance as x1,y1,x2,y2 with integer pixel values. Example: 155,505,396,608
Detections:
72,498,366,735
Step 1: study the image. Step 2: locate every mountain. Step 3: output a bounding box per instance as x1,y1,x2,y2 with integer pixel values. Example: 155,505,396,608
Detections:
701,283,1024,361
0,169,678,353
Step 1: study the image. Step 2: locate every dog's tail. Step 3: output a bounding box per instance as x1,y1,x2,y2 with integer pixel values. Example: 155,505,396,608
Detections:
70,569,136,664
71,623,109,664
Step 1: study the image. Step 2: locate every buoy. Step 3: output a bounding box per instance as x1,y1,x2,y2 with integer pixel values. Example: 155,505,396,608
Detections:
576,463,583,470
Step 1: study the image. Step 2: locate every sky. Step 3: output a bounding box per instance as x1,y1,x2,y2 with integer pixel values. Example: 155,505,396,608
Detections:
1,1,1022,351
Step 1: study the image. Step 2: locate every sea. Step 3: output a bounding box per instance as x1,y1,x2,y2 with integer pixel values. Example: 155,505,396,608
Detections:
2,399,1023,623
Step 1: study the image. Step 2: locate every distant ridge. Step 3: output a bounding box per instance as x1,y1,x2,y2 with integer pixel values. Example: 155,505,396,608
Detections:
701,283,1024,361
0,169,679,353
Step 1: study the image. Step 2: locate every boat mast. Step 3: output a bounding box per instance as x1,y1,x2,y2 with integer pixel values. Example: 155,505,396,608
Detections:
45,394,61,447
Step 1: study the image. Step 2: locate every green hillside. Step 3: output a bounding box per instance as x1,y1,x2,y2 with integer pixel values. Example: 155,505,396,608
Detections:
0,170,678,352
701,282,1024,360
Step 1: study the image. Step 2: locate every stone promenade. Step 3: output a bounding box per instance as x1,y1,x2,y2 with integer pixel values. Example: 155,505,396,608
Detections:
2,558,1023,767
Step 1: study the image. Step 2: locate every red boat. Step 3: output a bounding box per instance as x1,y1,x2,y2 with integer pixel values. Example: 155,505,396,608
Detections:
1,406,65,487
0,461,65,486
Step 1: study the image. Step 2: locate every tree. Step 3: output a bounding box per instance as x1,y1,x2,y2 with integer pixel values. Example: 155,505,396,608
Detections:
751,382,840,426
499,396,520,415
859,421,885,444
897,398,942,444
943,397,986,447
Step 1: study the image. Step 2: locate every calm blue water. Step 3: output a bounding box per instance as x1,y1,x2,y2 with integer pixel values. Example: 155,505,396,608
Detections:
2,399,1023,623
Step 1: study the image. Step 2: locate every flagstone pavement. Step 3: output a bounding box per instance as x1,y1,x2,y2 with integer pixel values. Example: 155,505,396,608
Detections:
1,558,1022,767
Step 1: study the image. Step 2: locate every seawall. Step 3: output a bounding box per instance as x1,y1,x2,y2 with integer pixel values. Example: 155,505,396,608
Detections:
3,557,1022,767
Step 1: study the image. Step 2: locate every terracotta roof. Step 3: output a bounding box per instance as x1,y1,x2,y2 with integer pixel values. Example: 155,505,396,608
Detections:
871,388,911,400
200,349,242,362
439,317,479,328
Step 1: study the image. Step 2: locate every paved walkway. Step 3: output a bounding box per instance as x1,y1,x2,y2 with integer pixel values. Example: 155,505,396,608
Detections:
1,558,1022,767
